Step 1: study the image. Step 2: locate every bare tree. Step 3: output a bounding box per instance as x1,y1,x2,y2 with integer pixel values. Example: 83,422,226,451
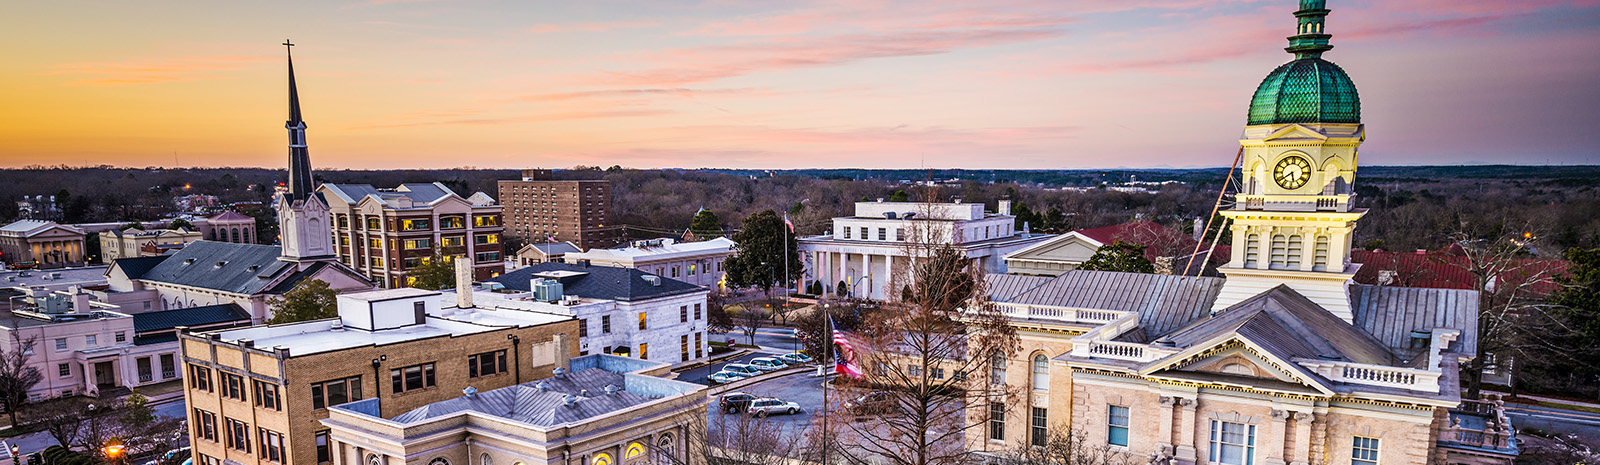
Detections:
0,333,42,426
1444,230,1574,399
996,424,1142,465
736,305,768,347
660,400,812,465
831,187,1021,465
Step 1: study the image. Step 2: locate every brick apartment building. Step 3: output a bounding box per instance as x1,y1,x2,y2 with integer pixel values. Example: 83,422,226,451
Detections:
498,169,617,250
318,182,505,287
180,284,578,465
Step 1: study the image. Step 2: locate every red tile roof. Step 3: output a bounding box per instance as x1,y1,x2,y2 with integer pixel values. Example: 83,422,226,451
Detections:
1352,248,1567,297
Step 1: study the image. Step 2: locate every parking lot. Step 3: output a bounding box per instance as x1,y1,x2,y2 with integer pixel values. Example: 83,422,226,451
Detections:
706,369,830,435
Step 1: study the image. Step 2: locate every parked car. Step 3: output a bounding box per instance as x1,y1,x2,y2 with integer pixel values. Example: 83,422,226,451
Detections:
708,371,747,384
844,391,895,415
722,363,764,377
749,357,789,371
778,352,814,365
157,448,191,465
746,397,803,417
719,392,758,414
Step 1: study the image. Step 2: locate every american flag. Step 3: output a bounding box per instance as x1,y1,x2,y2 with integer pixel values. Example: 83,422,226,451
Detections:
831,316,863,378
783,213,795,233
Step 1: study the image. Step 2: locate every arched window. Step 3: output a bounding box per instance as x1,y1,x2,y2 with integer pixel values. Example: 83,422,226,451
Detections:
1031,354,1049,390
367,454,382,465
1286,235,1303,269
990,351,1007,384
480,453,493,465
231,228,240,243
656,433,675,462
1244,234,1260,268
242,228,251,244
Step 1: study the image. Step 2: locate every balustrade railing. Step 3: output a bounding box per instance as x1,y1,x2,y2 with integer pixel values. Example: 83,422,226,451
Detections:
1297,360,1441,392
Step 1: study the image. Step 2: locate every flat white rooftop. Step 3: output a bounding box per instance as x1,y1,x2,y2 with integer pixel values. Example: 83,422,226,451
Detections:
212,297,572,357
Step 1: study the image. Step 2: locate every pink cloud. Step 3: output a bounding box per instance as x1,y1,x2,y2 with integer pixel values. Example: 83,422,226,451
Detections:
345,108,676,130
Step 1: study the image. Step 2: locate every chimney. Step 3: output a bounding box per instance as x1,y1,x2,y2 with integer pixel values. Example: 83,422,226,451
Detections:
71,293,91,313
998,199,1012,216
455,258,474,309
554,333,572,373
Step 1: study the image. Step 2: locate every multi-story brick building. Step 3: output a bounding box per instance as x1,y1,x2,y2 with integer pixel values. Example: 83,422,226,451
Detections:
180,284,579,465
498,169,616,250
319,182,505,287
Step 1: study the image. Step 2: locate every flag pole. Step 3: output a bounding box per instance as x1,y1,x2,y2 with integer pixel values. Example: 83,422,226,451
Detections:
821,314,830,465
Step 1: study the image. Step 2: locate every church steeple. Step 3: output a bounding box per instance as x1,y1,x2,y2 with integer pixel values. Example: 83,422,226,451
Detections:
284,40,314,203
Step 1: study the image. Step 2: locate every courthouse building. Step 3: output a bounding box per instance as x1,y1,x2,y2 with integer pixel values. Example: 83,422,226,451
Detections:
971,2,1516,465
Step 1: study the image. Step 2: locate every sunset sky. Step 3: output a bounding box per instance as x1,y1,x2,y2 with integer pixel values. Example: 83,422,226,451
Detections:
3,0,1598,170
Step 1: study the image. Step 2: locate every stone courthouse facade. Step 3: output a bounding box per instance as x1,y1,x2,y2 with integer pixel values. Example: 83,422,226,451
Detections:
972,2,1516,464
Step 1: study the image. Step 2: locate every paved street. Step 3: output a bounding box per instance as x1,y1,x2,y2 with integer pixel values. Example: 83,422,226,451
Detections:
707,371,833,435
713,327,803,353
1504,403,1600,448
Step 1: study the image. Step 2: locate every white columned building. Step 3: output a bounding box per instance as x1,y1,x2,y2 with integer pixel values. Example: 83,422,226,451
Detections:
798,199,1051,300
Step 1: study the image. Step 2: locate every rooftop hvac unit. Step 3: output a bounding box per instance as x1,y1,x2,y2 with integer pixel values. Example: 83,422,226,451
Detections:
532,278,564,302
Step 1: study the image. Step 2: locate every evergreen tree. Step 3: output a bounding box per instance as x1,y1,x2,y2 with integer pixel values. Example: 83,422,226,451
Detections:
266,279,339,324
888,190,910,202
689,209,723,238
1079,240,1155,274
723,210,802,295
168,218,194,231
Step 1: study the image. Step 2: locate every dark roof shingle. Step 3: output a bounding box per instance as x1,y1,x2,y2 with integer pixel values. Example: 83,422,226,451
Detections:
489,263,705,302
132,303,252,333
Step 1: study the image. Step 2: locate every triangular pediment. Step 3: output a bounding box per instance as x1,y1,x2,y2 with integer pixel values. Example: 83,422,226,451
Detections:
1140,335,1335,396
1262,124,1329,142
1005,232,1102,262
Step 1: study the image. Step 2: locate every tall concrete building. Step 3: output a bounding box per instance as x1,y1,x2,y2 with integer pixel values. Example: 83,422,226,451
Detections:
498,169,616,250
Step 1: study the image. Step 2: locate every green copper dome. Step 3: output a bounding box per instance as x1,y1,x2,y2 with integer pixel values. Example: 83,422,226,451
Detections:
1247,58,1360,125
1245,0,1361,125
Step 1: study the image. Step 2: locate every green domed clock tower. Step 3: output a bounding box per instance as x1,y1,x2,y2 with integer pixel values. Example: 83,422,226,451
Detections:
1214,0,1367,321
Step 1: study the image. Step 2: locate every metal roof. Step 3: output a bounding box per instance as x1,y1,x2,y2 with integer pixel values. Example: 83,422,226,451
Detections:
1161,285,1396,365
391,368,655,427
1349,284,1479,358
984,274,1052,302
1007,270,1224,339
136,241,294,295
132,303,251,333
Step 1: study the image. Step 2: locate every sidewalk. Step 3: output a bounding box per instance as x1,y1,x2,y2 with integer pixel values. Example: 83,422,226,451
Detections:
1483,390,1600,412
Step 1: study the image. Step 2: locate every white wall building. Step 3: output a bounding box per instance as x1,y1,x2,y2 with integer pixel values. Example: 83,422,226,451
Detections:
564,237,735,288
798,199,1052,300
486,262,712,365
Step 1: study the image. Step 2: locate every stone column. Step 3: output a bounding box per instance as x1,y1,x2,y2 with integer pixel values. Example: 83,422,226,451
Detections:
860,253,870,299
1264,409,1289,465
1176,398,1198,463
1156,396,1177,452
1290,411,1313,465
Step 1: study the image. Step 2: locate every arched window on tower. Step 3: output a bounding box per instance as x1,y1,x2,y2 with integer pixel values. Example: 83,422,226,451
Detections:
1313,236,1331,271
1245,234,1261,268
1286,235,1303,269
243,228,251,244
1270,234,1288,269
231,228,240,243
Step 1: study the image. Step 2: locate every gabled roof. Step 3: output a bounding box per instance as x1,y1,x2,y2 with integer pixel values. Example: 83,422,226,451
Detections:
136,241,295,295
1007,270,1224,339
489,262,705,302
0,220,84,237
519,242,581,256
132,303,252,333
111,256,170,280
1159,285,1395,366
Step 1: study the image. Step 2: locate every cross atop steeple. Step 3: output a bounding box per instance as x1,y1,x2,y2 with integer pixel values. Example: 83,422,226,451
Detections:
283,40,313,202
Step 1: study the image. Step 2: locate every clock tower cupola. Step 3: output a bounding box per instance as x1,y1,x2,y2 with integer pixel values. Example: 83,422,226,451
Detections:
1212,0,1367,321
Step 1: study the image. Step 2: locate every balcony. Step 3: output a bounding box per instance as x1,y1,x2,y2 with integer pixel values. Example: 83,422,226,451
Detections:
1439,396,1519,463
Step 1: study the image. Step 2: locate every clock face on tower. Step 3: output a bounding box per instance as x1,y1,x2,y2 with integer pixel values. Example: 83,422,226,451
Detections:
1273,155,1313,190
